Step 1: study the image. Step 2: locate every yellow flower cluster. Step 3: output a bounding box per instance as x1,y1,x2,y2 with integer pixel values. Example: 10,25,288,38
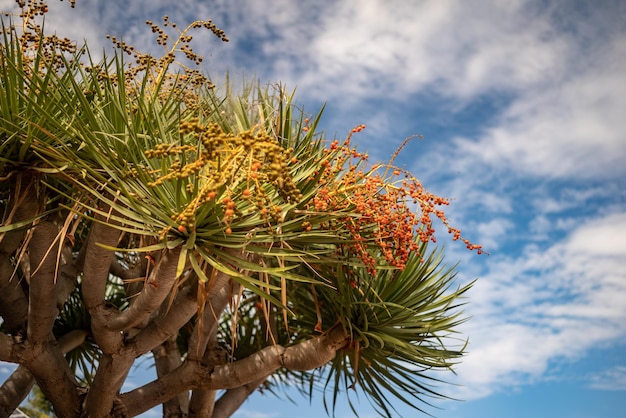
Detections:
144,120,301,235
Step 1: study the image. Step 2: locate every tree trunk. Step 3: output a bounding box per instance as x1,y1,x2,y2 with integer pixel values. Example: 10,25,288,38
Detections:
153,336,188,417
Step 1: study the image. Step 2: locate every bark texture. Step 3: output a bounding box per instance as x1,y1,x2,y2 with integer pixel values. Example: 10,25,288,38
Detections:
121,326,349,416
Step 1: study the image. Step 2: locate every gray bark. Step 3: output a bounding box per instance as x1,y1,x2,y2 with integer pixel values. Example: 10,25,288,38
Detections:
131,284,198,355
0,329,87,416
20,341,80,418
120,326,349,417
187,270,235,362
0,366,34,418
106,247,182,332
81,221,124,354
153,336,188,417
0,176,39,333
211,377,267,418
188,333,226,418
26,222,61,344
84,351,135,418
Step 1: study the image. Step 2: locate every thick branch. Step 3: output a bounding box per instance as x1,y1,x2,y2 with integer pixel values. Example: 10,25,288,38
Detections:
131,284,197,355
86,248,185,411
187,270,235,361
212,344,283,390
120,326,350,416
82,221,122,309
211,377,267,418
121,361,197,417
21,342,79,418
0,228,29,332
110,256,148,281
81,221,123,353
105,247,182,332
84,351,135,418
0,333,18,363
153,336,188,417
189,388,216,418
189,333,228,418
58,329,90,353
0,176,41,333
54,241,81,309
110,256,149,307
26,221,61,344
0,366,33,418
0,262,28,332
212,325,349,384
286,329,350,370
0,329,87,416
168,269,236,417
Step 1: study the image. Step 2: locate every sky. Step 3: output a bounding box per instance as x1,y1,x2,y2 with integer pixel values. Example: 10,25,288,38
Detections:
1,0,626,417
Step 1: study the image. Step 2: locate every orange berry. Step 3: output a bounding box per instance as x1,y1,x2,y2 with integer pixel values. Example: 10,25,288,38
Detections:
177,225,186,233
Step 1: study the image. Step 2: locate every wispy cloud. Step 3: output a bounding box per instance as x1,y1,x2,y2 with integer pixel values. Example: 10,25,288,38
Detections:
451,50,626,181
448,211,626,399
588,366,626,391
306,1,571,100
39,0,575,104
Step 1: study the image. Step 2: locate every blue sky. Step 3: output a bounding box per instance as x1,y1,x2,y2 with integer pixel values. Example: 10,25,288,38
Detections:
1,0,626,417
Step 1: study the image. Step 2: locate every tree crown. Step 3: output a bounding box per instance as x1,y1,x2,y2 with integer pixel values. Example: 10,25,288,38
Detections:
0,1,479,417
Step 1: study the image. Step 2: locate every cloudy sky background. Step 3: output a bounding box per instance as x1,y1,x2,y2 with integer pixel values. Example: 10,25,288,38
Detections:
1,1,625,417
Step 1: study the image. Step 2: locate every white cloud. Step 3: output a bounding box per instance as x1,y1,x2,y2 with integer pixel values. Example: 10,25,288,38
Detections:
57,0,567,106
447,211,626,399
262,0,573,103
529,215,551,241
6,0,622,187
0,0,104,48
532,187,614,215
381,3,626,193
567,212,626,256
450,27,626,180
474,218,515,249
